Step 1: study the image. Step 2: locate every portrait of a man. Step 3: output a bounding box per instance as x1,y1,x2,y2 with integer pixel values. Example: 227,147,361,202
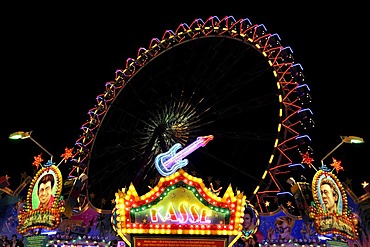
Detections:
319,177,341,214
19,165,65,234
320,177,339,213
310,170,355,238
34,173,55,209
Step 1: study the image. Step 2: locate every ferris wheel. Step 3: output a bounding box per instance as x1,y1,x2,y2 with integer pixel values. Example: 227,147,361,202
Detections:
66,15,314,215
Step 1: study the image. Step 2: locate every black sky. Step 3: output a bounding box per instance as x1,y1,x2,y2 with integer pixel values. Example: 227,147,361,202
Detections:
1,4,369,200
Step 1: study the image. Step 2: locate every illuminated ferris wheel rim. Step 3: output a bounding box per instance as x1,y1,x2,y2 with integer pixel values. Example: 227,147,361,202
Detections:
70,15,310,213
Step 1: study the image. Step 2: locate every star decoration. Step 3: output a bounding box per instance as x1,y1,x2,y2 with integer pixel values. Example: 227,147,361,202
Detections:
101,198,106,205
215,180,221,187
345,178,352,187
265,201,270,207
330,157,343,173
111,199,115,204
286,201,293,207
301,151,314,168
61,147,74,162
21,172,27,181
362,181,369,188
90,193,95,199
32,153,43,169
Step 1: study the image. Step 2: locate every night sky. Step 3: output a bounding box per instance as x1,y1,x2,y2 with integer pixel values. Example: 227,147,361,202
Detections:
1,4,368,211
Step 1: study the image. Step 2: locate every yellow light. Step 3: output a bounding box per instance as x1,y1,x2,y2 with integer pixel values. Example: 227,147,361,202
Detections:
321,135,365,168
9,131,31,140
253,186,260,195
341,135,365,144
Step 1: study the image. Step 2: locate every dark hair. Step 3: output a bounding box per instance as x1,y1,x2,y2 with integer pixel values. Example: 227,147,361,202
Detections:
244,207,254,219
38,174,55,190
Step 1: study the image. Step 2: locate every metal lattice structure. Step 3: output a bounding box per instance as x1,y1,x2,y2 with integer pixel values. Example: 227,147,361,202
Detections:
65,15,313,214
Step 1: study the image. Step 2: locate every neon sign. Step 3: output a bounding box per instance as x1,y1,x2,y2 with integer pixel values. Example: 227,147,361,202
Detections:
131,183,230,226
150,202,212,224
112,169,246,243
155,135,213,176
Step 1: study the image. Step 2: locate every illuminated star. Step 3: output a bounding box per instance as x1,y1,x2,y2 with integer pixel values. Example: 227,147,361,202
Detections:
330,157,344,173
61,147,74,162
286,201,293,207
32,153,43,169
265,201,270,207
301,151,314,168
90,193,95,199
111,199,115,204
362,181,369,188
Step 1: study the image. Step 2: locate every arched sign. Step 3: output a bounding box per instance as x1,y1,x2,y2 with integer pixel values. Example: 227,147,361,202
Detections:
17,165,65,234
309,170,357,240
112,169,246,246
